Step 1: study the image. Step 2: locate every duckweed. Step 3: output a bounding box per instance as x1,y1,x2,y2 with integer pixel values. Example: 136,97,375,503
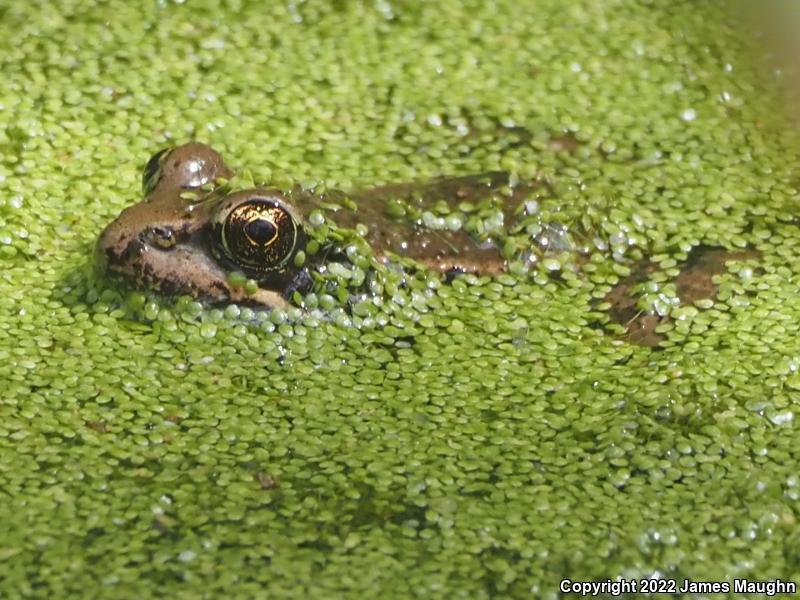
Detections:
2,0,800,598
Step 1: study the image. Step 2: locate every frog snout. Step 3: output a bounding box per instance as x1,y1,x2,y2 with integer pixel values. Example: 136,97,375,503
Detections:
93,230,110,277
94,219,146,279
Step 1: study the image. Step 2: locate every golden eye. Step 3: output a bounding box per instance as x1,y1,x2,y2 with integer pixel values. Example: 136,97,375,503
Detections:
211,192,304,274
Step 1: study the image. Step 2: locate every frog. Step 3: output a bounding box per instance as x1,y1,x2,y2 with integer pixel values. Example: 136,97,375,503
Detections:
602,245,761,347
95,142,549,309
97,143,764,345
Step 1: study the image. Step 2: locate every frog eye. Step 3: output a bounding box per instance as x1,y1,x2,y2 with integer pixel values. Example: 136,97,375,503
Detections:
142,147,171,196
141,143,231,196
211,193,304,274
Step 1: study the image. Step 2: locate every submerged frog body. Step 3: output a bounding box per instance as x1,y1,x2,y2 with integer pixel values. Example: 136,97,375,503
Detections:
96,142,546,309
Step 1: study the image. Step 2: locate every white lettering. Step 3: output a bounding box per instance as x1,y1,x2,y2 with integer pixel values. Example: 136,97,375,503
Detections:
734,579,797,596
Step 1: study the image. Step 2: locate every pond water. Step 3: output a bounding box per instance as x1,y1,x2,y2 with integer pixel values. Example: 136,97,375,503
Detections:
1,0,799,597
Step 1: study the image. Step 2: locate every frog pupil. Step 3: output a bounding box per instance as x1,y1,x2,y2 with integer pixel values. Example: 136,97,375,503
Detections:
245,218,278,246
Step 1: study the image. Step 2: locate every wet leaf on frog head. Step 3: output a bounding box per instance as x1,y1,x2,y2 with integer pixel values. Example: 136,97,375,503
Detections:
244,279,259,295
293,250,306,268
385,200,406,219
340,195,358,211
200,176,230,194
226,271,248,289
307,210,325,227
179,190,201,202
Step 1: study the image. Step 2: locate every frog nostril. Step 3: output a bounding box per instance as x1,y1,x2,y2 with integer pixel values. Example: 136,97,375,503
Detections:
143,226,177,249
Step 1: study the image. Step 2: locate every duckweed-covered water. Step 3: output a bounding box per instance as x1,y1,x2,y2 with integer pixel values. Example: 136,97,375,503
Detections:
2,1,800,598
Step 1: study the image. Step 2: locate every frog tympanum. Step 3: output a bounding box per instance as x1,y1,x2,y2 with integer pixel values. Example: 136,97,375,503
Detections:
96,142,548,309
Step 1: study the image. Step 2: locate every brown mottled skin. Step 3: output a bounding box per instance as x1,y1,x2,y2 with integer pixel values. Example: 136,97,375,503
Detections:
604,246,760,347
97,144,292,308
96,143,536,308
97,143,760,343
303,171,539,276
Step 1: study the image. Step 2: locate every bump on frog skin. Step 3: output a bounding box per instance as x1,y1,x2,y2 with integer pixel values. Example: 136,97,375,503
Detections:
142,143,232,196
